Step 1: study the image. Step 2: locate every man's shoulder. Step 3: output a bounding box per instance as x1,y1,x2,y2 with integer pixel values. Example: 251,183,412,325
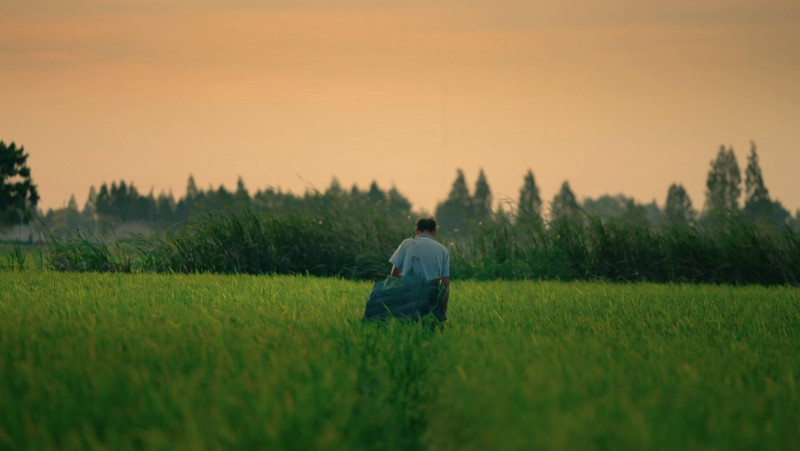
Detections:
399,237,416,247
420,237,449,253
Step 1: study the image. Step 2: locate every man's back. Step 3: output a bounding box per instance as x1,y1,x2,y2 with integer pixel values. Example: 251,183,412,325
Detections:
389,234,450,281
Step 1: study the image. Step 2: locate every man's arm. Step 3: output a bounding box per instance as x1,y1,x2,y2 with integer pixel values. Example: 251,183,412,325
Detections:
441,276,450,288
391,265,402,277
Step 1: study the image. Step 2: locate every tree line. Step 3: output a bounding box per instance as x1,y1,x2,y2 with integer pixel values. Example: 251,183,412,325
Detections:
2,139,798,236
434,141,798,235
40,175,414,234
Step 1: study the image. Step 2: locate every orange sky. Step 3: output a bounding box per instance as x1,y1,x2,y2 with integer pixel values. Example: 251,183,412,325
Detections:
2,0,799,214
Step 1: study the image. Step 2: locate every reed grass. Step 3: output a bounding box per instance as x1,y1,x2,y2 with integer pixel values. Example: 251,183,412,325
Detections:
40,206,800,285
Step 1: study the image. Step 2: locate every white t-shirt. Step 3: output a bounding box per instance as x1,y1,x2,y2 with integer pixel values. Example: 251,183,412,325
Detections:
389,234,450,280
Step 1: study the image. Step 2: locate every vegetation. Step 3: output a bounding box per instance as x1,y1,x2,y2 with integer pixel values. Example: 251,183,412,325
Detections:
1,140,792,283
0,141,39,227
39,175,414,236
1,272,798,449
39,205,800,285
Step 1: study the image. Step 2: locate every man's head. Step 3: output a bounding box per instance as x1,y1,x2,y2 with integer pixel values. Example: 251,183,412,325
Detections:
415,217,438,236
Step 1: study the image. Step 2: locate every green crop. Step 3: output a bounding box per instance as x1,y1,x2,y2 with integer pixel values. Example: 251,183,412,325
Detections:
1,272,798,449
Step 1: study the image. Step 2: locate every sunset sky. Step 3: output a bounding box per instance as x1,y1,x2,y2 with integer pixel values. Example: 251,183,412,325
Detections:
2,0,799,214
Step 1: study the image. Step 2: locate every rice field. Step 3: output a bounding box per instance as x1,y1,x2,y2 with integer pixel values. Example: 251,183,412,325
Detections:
1,271,798,450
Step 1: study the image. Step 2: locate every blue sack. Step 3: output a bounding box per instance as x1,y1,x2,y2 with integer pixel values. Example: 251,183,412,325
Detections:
362,258,446,322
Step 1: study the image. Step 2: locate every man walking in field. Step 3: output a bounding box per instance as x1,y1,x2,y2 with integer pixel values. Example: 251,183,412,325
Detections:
390,217,451,321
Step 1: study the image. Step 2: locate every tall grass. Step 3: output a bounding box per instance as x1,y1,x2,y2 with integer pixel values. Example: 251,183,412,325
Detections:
41,206,800,285
457,215,800,284
2,240,26,270
147,203,413,279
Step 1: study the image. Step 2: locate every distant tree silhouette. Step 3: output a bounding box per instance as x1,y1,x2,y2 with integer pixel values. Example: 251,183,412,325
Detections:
0,141,39,226
744,142,768,206
325,177,344,199
472,168,492,224
550,181,579,222
704,145,741,216
435,169,472,233
235,176,250,207
387,185,412,216
582,194,629,218
665,183,696,223
175,175,201,222
367,181,385,206
186,175,200,201
82,186,97,221
517,169,542,225
582,193,655,226
742,141,789,226
156,191,177,225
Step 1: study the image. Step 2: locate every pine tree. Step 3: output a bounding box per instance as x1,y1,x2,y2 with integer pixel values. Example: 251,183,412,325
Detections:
435,169,472,233
387,185,411,215
235,176,250,208
67,195,78,212
325,177,344,198
704,145,741,215
550,181,578,221
742,141,779,224
186,175,200,201
82,186,97,221
744,141,769,205
96,184,111,216
472,168,492,223
517,169,542,225
367,181,385,206
445,169,471,210
665,183,696,223
156,191,176,224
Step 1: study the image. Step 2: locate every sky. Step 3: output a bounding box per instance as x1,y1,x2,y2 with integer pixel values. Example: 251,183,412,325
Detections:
2,0,799,214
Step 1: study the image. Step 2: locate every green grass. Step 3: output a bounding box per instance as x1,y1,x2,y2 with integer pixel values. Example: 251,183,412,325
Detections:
0,241,45,271
1,272,798,450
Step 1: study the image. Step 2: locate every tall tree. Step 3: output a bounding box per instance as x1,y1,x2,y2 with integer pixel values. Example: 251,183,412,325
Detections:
472,168,492,222
550,181,579,221
744,141,769,206
742,141,784,225
235,176,250,208
435,169,473,233
325,177,344,199
387,185,412,215
82,185,97,221
96,184,111,217
67,195,79,212
0,141,40,225
665,183,696,223
446,169,471,210
517,169,542,225
367,181,385,206
186,175,200,201
704,145,741,214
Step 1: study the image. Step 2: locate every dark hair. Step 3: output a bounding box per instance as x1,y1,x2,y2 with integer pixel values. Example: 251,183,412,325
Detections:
416,217,437,233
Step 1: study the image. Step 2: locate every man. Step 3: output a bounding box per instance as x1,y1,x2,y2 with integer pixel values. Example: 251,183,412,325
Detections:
389,217,451,321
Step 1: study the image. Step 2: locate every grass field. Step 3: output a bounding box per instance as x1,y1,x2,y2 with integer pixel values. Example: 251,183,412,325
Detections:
1,272,798,450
